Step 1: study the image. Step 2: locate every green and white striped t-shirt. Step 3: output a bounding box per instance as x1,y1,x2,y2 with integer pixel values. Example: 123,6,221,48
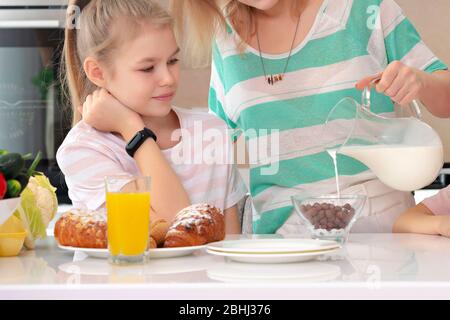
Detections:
208,0,448,234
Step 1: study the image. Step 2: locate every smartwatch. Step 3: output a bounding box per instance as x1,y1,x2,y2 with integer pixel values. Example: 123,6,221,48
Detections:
126,127,157,158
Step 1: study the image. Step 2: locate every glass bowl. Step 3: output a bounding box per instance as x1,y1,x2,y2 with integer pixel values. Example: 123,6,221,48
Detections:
291,194,366,244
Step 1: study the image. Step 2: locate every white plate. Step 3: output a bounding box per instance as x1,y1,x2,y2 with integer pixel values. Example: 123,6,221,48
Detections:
206,246,341,264
206,238,340,255
148,245,207,259
57,244,207,259
58,245,109,259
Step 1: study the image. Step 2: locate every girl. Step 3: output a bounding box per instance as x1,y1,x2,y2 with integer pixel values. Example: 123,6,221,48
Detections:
170,0,450,234
57,0,248,233
394,186,450,237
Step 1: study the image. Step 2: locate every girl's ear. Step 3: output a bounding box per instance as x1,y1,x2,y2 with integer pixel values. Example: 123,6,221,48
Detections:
83,57,107,87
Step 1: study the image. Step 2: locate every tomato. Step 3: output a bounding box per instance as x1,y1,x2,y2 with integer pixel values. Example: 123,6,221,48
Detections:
0,173,6,200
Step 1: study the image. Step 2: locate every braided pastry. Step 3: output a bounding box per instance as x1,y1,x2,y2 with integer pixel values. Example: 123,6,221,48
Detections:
54,209,107,249
163,203,225,248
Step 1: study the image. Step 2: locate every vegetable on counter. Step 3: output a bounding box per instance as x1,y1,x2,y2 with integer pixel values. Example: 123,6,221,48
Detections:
0,153,24,180
0,151,42,200
14,175,58,249
6,179,21,198
0,173,6,200
1,149,58,250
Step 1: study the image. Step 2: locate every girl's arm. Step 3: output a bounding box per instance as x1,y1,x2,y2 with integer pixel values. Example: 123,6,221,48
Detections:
393,203,450,237
81,89,190,223
223,205,242,234
121,127,191,222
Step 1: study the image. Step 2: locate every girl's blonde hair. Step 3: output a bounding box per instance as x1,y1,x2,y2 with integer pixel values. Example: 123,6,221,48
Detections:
61,0,173,126
169,0,301,67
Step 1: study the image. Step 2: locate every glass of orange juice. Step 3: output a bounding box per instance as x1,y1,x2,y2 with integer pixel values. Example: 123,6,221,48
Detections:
105,175,151,265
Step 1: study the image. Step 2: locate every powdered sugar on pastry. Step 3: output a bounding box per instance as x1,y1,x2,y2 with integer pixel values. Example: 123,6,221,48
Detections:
170,204,220,231
163,203,225,248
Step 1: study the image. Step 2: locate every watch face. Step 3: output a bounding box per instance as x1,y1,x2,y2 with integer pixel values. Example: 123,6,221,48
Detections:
126,129,156,157
127,132,143,151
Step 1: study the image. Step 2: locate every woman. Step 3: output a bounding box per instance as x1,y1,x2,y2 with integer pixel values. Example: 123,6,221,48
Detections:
170,0,450,234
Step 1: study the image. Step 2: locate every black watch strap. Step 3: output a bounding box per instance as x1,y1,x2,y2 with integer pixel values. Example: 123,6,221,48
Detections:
126,127,157,158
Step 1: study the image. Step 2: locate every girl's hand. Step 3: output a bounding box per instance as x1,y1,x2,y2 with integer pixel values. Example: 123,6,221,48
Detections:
437,215,450,238
79,88,144,139
356,61,426,106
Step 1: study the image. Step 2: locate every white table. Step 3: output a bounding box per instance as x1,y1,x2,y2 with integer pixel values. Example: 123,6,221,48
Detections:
1,234,450,300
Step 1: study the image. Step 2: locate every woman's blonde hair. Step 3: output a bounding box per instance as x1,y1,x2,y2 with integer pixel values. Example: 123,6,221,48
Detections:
61,0,173,126
169,0,301,67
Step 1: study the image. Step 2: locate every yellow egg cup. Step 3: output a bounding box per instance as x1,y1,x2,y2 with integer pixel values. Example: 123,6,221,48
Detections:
0,232,26,257
0,215,27,257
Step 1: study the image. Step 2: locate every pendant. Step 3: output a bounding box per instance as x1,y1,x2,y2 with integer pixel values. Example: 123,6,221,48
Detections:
267,74,283,85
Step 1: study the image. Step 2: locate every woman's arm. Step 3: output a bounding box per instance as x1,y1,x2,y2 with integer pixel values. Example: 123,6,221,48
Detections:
393,203,446,236
223,205,242,234
418,70,450,118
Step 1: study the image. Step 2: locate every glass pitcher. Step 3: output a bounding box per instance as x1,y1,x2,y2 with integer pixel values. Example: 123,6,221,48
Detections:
322,85,444,192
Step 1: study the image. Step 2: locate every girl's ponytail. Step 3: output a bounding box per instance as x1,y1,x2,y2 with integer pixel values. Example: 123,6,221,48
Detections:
61,0,89,126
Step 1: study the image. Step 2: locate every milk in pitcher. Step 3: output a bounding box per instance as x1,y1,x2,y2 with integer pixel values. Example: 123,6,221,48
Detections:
337,144,443,191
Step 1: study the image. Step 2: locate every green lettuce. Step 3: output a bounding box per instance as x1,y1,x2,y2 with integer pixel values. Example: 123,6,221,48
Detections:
14,175,58,249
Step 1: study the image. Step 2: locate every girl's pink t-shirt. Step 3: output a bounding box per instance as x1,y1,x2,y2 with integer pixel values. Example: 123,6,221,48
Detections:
56,106,247,212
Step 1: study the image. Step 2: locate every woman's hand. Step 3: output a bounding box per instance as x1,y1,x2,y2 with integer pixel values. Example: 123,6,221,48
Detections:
79,88,144,139
356,61,426,106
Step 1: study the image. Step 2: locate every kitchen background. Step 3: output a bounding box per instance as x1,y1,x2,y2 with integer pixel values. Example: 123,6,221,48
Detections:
0,0,449,205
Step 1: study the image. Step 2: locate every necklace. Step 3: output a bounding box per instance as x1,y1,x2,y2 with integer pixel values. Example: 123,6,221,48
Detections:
256,13,302,85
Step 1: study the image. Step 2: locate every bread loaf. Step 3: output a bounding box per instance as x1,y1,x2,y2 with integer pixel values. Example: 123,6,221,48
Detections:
54,203,225,249
163,203,225,248
54,209,107,249
54,209,162,249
